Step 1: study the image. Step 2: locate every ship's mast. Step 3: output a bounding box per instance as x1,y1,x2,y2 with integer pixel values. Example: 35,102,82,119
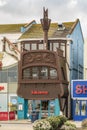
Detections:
40,7,51,50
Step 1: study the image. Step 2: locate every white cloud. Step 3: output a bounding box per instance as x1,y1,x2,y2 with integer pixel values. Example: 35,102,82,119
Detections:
0,0,87,37
68,0,77,8
0,0,7,6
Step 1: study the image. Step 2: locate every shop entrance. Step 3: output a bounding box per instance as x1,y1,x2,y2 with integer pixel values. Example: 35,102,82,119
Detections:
73,100,87,121
28,100,55,119
17,97,60,120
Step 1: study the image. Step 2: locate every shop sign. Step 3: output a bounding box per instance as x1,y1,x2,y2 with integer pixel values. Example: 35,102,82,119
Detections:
0,111,15,120
72,80,87,98
11,99,17,105
0,83,7,93
50,101,55,106
31,90,48,95
0,112,8,120
0,86,4,91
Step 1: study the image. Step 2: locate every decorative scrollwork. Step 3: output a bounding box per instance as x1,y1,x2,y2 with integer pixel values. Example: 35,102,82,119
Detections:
22,52,56,66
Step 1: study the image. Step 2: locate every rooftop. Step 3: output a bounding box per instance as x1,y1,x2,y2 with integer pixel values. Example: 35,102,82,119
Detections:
0,23,27,33
19,21,76,39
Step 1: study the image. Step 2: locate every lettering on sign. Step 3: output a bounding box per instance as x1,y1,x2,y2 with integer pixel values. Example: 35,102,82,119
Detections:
75,84,87,94
0,86,4,91
31,90,48,95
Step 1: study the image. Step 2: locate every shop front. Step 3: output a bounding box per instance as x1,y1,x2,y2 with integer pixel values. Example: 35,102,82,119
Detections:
0,83,15,120
28,99,60,119
72,80,87,121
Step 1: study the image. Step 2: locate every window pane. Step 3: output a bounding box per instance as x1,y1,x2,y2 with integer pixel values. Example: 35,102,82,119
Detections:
8,66,18,82
0,94,8,111
75,100,80,115
50,68,57,79
0,70,7,82
40,67,48,79
49,43,53,51
8,71,17,82
31,44,37,50
32,67,39,79
38,44,43,50
25,44,30,50
50,100,55,116
23,68,31,79
81,101,86,116
53,43,59,51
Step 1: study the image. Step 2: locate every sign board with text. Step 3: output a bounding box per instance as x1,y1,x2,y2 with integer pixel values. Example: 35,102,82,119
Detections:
71,80,87,99
0,83,7,93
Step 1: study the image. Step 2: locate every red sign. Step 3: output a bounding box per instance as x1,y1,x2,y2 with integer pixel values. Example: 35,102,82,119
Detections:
0,112,8,120
0,111,15,120
75,85,87,94
9,111,15,120
0,86,4,91
31,90,48,95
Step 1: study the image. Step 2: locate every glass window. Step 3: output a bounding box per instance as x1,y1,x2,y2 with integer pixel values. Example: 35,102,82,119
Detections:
0,94,8,111
75,100,80,115
25,44,30,50
31,44,37,50
50,68,57,79
9,95,17,112
49,43,53,51
40,67,48,79
81,101,86,116
53,43,59,51
8,71,17,82
60,43,65,57
38,44,43,50
50,100,55,116
0,70,7,82
32,67,39,79
8,66,18,82
23,68,31,79
42,101,48,110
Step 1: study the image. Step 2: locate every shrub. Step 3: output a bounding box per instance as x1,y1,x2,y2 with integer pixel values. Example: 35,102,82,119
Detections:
61,121,76,130
46,116,60,130
57,115,67,126
82,118,87,128
33,115,68,130
46,115,67,130
33,119,52,130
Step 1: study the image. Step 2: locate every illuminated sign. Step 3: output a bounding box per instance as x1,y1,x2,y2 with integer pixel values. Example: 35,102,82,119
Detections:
31,90,48,95
72,80,87,98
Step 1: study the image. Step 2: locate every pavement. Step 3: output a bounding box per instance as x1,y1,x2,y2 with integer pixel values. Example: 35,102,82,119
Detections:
0,119,32,124
0,119,82,129
0,119,33,130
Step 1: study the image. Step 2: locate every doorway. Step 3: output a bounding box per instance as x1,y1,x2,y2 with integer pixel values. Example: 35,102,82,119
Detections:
73,100,87,121
28,100,55,119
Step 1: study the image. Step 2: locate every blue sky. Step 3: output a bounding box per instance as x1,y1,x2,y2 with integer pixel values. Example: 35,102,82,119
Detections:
0,0,87,38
